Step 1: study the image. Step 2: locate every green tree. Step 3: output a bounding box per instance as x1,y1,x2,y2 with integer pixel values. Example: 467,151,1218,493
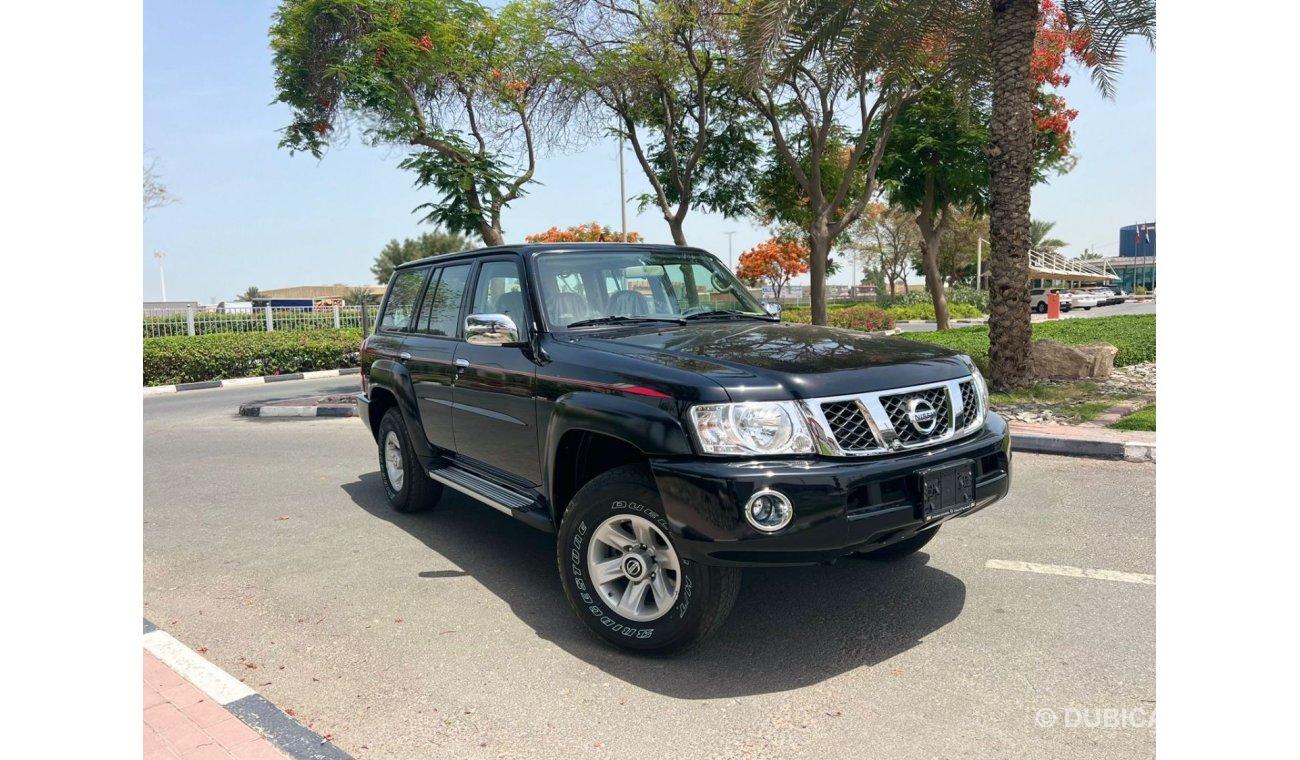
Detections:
240,287,263,301
271,0,579,246
847,202,918,297
1076,248,1102,260
370,229,468,283
344,286,380,305
739,0,1154,387
878,85,990,330
557,0,762,245
1029,218,1067,254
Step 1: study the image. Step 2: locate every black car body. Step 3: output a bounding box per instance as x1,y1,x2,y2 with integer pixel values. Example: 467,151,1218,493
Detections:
358,244,1011,652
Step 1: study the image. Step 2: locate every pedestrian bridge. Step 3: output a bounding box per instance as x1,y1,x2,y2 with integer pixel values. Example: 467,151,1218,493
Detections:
1029,249,1119,283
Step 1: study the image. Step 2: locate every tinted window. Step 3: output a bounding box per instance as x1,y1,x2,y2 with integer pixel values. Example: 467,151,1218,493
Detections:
418,264,472,337
470,260,528,338
379,268,430,332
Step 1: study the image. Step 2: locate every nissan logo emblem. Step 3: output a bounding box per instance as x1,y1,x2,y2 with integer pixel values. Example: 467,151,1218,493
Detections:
906,398,940,435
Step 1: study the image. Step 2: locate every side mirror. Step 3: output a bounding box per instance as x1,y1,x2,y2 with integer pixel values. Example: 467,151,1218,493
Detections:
465,313,521,346
761,301,783,317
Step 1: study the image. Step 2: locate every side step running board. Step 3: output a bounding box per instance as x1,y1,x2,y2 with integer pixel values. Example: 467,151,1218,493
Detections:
428,465,539,517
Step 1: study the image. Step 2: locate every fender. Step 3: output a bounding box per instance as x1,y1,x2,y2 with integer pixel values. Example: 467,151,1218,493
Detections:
368,358,436,464
542,391,694,509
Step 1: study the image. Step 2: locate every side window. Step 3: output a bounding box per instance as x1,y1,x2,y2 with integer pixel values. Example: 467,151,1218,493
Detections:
471,260,528,339
378,267,430,332
418,264,472,337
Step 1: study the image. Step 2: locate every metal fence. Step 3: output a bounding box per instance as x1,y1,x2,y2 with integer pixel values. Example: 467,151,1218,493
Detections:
143,305,372,338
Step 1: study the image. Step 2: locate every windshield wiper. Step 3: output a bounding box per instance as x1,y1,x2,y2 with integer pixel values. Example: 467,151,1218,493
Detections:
682,310,775,322
565,315,687,329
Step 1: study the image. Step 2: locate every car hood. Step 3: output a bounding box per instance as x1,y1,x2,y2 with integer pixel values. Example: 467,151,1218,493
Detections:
573,321,973,401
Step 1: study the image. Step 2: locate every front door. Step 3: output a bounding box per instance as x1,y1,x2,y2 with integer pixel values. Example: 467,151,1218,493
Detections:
451,257,541,486
404,262,473,453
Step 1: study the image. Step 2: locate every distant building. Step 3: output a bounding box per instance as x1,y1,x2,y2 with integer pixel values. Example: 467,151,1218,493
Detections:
259,285,385,304
1109,222,1156,292
143,300,199,315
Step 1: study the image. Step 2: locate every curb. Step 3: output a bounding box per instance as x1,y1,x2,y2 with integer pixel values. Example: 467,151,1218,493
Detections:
144,619,355,760
1010,430,1155,462
239,403,358,418
145,368,360,396
895,318,987,325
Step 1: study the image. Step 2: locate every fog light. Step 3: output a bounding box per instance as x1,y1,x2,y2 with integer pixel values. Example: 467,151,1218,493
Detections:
744,489,794,533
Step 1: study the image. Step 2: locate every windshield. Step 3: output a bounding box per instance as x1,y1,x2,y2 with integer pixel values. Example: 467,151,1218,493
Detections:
534,249,768,329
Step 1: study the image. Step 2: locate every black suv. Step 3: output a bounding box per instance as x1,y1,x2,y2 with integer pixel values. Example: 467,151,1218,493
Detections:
359,244,1011,653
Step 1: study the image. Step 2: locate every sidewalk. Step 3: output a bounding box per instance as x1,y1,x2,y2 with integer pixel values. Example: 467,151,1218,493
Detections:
145,651,290,760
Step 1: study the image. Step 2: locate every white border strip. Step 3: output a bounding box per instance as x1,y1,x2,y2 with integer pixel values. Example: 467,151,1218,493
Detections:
144,629,255,705
143,385,177,396
986,559,1155,585
220,376,267,387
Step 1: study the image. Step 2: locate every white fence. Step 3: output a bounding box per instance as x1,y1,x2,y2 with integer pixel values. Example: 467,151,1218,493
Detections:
143,304,374,338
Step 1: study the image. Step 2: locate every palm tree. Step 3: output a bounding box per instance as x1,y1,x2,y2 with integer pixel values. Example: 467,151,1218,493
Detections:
344,287,379,306
740,0,1154,389
239,286,262,301
1029,219,1067,254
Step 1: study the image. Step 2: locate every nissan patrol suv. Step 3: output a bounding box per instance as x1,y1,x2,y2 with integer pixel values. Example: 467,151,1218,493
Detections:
358,243,1011,653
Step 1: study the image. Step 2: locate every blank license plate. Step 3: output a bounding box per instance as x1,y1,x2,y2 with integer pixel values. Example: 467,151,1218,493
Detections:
918,460,975,521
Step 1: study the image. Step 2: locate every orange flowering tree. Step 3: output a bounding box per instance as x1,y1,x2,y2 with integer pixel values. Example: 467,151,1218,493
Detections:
525,224,642,243
735,238,810,302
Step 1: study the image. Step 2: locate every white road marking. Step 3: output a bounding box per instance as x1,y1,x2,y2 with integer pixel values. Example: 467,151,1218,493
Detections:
986,559,1155,585
144,629,255,705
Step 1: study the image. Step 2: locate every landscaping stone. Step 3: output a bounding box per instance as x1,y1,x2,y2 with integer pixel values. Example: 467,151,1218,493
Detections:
1032,340,1119,380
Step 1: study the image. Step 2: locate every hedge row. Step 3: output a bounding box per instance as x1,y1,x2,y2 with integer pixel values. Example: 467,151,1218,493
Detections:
144,329,363,386
884,303,984,321
782,304,895,331
899,314,1156,372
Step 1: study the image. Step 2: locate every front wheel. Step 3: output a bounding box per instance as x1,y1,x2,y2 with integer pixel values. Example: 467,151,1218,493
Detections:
1035,302,1048,314
557,465,740,654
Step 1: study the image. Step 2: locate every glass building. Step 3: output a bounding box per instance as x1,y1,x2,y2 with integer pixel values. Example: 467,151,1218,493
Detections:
1110,222,1156,292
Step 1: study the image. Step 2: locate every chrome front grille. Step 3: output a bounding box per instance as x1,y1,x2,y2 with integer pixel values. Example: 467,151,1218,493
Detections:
820,400,880,452
808,375,984,457
880,386,951,445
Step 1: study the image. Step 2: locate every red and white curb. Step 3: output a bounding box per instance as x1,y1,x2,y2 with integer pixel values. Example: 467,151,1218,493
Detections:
144,368,360,396
144,619,354,759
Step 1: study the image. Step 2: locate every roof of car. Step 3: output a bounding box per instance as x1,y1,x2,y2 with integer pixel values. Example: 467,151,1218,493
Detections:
394,242,715,271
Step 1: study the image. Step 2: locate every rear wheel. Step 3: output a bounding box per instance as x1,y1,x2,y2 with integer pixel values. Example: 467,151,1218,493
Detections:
853,526,940,561
557,465,740,654
1035,301,1048,314
377,408,442,513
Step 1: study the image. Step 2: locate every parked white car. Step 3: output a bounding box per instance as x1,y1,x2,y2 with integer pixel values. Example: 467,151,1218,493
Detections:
1068,290,1099,310
1029,287,1074,313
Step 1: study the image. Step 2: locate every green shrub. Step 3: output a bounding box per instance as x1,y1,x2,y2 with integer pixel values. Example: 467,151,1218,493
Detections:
947,287,989,313
885,303,984,321
143,329,363,386
781,305,895,331
875,291,931,309
899,314,1156,372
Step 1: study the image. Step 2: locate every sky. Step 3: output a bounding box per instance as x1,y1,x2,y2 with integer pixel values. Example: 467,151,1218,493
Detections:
143,0,1155,303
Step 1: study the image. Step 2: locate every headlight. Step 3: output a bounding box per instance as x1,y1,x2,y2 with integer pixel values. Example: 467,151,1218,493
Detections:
688,401,814,456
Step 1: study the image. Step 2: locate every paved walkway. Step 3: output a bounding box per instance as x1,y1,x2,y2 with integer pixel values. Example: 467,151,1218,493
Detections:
144,651,290,760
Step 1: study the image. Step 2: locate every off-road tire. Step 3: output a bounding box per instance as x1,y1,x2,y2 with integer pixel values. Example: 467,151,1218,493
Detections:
557,464,741,654
377,408,442,513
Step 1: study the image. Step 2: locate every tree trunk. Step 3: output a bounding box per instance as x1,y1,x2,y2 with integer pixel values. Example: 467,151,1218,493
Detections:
987,0,1039,390
808,226,832,325
480,224,504,247
920,231,950,330
667,217,688,246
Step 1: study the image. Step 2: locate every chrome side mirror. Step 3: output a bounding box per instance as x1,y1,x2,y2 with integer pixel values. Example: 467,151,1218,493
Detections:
761,301,783,317
465,313,521,346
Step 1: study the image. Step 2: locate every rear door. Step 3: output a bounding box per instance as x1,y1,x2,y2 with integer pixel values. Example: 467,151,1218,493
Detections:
404,262,473,453
369,264,431,383
450,256,542,485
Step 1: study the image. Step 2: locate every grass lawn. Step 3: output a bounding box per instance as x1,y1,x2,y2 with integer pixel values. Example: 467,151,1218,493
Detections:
898,314,1156,372
1110,404,1156,432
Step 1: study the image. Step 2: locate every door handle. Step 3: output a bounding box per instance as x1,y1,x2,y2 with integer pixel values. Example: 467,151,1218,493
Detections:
398,352,411,363
454,359,470,371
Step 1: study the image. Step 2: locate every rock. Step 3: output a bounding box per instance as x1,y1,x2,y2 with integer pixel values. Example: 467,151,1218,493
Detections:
1032,340,1119,380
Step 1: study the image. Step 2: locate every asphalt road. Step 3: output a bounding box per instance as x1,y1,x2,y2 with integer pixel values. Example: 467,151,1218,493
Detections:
894,299,1155,333
144,378,1155,760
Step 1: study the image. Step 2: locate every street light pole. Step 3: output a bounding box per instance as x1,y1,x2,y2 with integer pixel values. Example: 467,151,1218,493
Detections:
976,238,987,291
154,250,168,302
724,231,736,270
618,128,627,240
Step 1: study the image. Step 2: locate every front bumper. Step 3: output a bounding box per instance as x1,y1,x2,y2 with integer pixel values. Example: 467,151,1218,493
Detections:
650,413,1012,567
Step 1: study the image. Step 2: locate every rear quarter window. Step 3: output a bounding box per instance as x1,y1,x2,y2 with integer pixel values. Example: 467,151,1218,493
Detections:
379,267,430,332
